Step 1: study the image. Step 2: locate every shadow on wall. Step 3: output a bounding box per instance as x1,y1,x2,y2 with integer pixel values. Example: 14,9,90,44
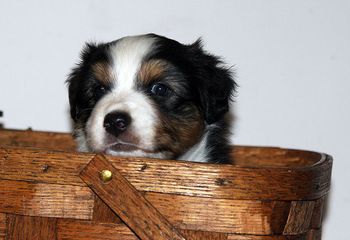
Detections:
66,106,75,133
0,111,3,129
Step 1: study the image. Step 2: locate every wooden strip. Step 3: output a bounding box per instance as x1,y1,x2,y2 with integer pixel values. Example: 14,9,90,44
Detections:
0,213,6,240
57,219,138,240
6,215,57,240
0,179,94,220
0,147,91,186
58,219,231,240
0,177,318,235
92,195,122,223
283,201,315,234
144,192,278,235
107,154,332,201
0,129,328,168
0,146,332,201
232,147,322,168
0,129,323,167
227,234,307,240
80,154,186,240
310,197,325,229
0,129,76,151
270,201,291,234
180,229,228,240
306,229,321,240
0,179,302,235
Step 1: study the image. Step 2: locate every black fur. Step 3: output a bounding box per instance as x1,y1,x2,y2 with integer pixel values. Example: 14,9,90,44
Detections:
67,34,237,164
148,35,236,124
148,35,237,163
68,43,111,124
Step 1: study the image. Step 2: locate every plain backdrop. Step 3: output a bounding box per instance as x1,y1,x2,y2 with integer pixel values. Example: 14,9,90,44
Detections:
0,0,349,238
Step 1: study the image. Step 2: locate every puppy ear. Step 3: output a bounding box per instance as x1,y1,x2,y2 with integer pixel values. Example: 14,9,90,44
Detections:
189,39,237,124
66,43,99,122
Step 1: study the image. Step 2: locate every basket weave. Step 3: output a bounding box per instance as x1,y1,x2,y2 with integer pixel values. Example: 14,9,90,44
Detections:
0,129,332,240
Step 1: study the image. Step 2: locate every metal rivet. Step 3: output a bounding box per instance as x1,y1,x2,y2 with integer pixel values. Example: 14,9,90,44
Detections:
100,169,113,183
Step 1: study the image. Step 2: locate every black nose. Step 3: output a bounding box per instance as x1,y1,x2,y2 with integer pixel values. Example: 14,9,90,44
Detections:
103,111,131,136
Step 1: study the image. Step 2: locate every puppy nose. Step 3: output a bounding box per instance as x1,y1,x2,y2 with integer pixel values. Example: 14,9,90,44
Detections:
103,111,131,136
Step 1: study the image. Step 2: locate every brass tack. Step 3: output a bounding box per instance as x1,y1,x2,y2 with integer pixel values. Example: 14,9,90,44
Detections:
100,169,113,183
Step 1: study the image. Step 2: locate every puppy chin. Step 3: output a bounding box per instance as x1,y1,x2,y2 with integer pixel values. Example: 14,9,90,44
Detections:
105,148,168,159
84,125,170,159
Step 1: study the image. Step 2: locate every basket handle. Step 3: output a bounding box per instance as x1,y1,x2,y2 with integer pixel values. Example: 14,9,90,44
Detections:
79,154,186,240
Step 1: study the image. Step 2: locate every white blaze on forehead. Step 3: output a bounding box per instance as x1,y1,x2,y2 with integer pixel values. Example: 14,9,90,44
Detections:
86,91,158,152
85,35,160,156
109,35,156,91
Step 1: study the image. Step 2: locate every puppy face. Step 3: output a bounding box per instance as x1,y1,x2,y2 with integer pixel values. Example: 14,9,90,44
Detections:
68,34,235,160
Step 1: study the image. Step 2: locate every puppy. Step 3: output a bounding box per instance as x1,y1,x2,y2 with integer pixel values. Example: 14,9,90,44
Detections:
67,34,236,163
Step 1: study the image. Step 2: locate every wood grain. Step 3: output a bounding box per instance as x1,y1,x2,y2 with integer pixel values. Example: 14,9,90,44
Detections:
310,197,325,229
0,147,91,186
0,177,320,235
57,219,138,240
180,229,228,240
0,129,331,239
105,154,332,201
0,129,327,167
2,216,321,240
92,195,122,223
57,219,232,240
227,234,307,240
0,213,6,240
283,201,315,234
0,146,332,201
270,201,291,234
144,192,279,235
80,154,186,240
227,229,321,240
0,129,76,151
306,229,321,240
0,177,316,235
6,214,57,240
0,179,94,219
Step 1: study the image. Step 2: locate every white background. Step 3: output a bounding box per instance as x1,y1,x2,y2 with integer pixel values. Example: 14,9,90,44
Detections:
0,0,349,238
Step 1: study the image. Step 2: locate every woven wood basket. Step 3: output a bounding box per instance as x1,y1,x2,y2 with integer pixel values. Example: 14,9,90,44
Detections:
0,129,332,240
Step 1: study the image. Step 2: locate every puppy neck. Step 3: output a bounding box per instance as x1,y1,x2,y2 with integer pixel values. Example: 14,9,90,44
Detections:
177,127,211,163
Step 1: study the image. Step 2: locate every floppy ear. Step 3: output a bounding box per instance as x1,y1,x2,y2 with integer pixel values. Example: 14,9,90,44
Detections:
189,40,237,124
66,43,99,122
67,71,80,122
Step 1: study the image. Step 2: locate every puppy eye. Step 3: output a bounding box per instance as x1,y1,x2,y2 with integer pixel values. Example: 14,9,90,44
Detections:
150,83,169,96
94,85,107,99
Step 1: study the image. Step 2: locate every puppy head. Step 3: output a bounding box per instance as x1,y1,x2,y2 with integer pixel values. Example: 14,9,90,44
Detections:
67,34,236,159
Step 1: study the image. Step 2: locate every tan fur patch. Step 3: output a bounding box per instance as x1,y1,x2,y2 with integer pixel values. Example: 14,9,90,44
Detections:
139,60,167,84
154,105,205,159
92,62,112,85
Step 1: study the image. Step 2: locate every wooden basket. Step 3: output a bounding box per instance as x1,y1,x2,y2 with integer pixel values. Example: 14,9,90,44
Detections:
0,129,332,240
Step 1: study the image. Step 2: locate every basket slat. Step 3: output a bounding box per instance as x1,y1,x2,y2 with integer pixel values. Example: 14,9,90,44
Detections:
0,129,329,167
1,214,321,240
283,201,315,234
0,179,94,220
180,230,228,240
0,129,331,239
5,215,57,240
0,178,322,235
0,213,5,240
92,195,123,223
80,155,186,240
0,146,332,201
57,219,138,240
310,197,325,229
0,129,76,151
145,192,280,235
